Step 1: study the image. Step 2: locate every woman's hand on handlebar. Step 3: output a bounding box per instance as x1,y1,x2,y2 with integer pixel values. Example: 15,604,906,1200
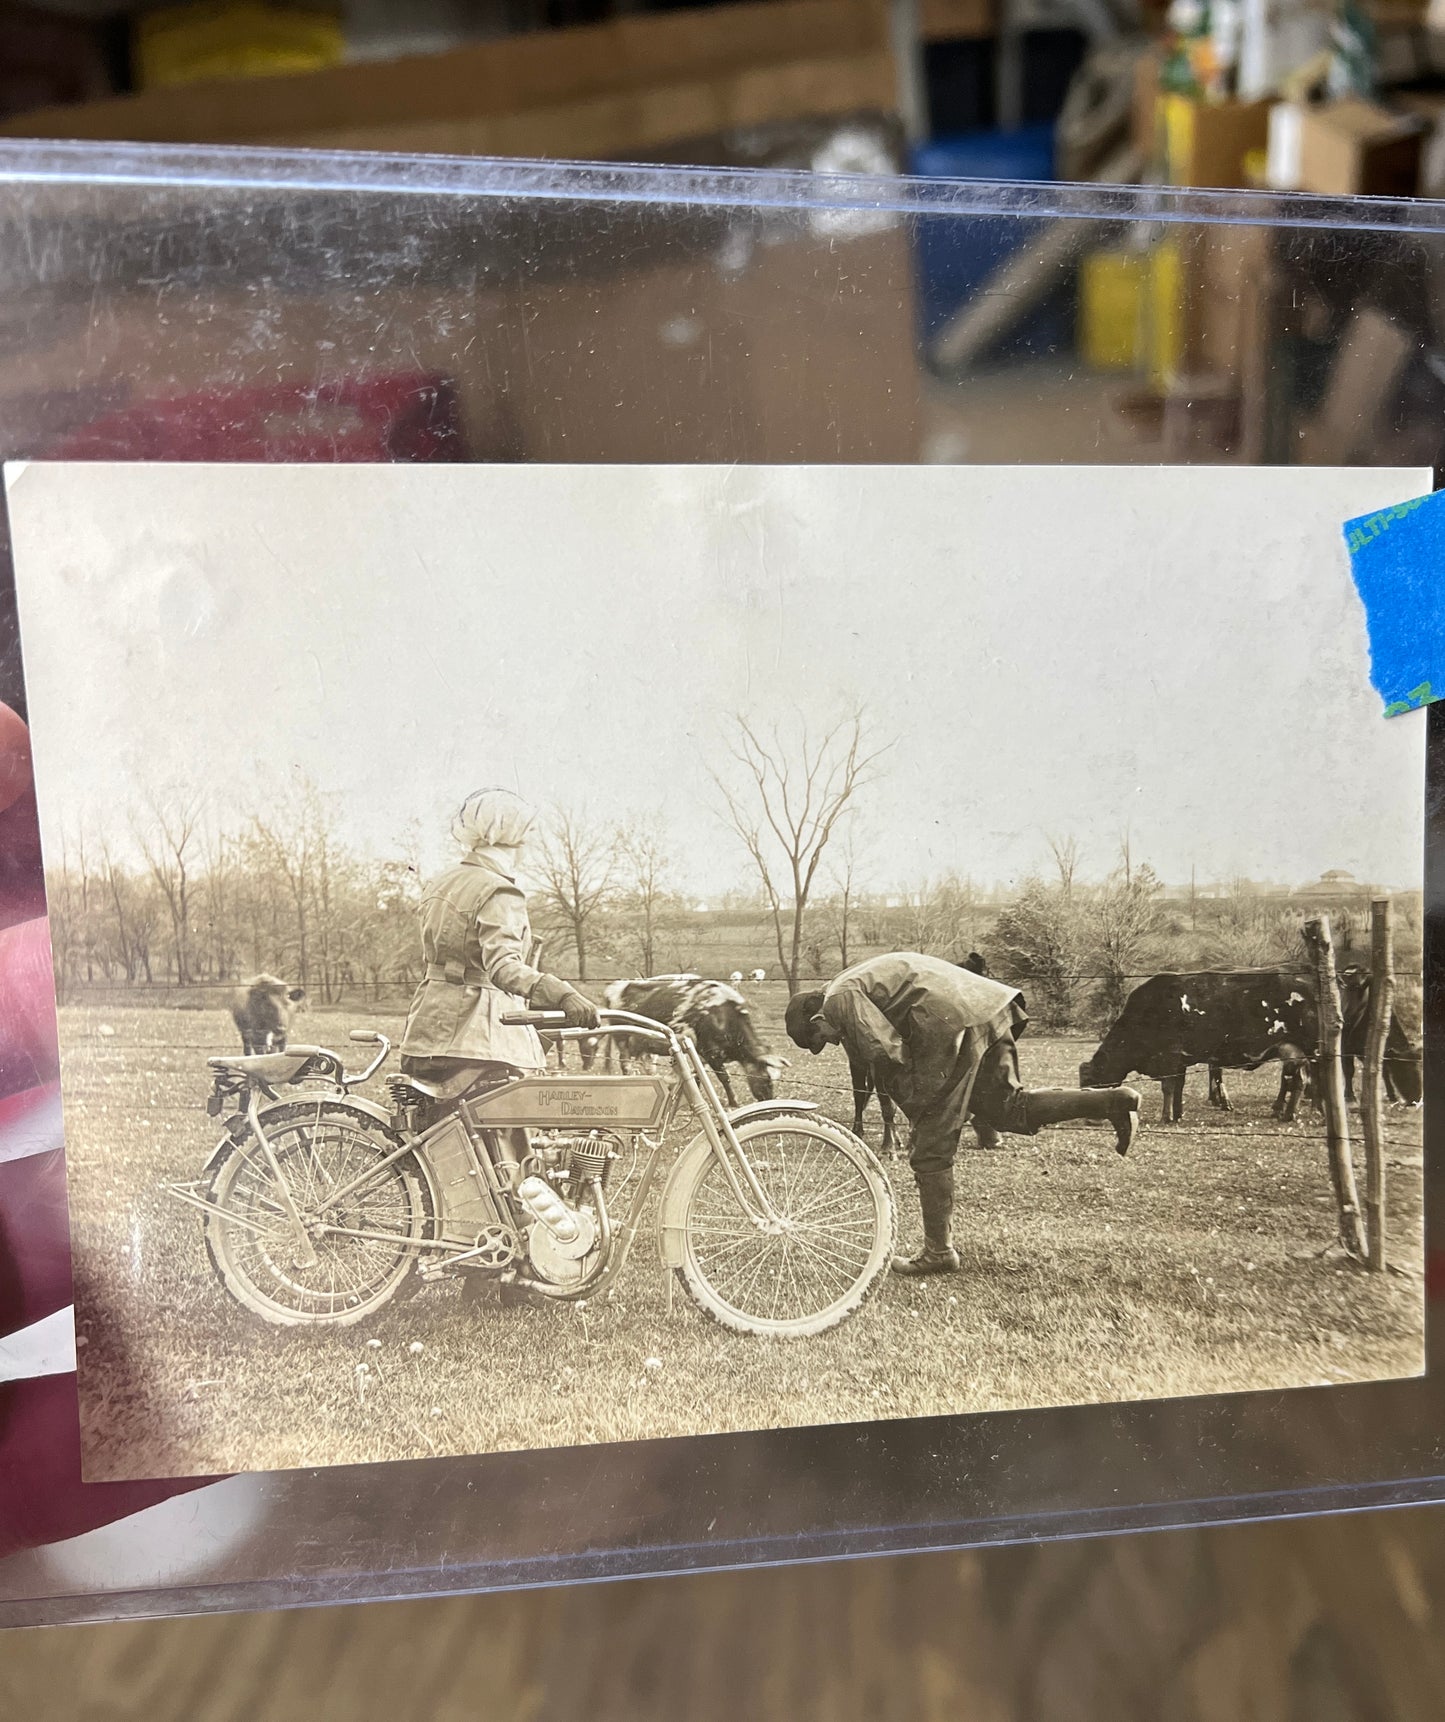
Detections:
530,974,602,1031
555,986,601,1030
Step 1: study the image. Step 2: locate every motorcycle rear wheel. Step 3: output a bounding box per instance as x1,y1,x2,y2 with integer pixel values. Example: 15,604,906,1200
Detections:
674,1113,896,1337
205,1110,430,1327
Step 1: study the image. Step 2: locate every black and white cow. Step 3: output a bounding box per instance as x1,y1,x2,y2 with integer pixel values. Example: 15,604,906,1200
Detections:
231,975,307,1055
1082,968,1421,1123
603,974,786,1105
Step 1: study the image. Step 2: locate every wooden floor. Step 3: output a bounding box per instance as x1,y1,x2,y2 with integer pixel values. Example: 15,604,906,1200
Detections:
4,1508,1445,1720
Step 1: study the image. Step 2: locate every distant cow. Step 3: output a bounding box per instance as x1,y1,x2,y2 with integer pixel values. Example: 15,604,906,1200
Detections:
750,968,767,983
604,974,786,1105
729,971,745,986
1082,969,1420,1123
231,975,307,1055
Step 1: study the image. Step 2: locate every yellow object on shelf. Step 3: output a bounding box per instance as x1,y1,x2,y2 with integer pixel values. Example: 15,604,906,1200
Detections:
135,3,344,91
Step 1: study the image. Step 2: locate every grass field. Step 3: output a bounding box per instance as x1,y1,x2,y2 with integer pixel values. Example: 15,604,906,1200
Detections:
60,999,1425,1482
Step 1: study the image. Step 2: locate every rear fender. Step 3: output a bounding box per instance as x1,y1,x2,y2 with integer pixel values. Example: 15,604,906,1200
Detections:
656,1103,820,1266
201,1092,396,1171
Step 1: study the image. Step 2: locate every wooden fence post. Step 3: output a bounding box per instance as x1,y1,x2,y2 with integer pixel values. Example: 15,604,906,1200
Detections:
1360,898,1394,1273
1303,913,1367,1263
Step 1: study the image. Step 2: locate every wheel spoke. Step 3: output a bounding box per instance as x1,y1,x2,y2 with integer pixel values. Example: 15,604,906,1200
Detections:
684,1125,887,1328
212,1116,421,1321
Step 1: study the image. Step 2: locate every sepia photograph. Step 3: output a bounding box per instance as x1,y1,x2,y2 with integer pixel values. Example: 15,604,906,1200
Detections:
3,458,1430,1483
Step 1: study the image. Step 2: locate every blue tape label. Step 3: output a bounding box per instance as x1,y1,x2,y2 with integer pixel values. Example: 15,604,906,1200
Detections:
1342,489,1442,717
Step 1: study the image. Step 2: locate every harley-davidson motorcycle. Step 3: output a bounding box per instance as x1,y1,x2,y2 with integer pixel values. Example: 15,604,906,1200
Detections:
168,1008,896,1339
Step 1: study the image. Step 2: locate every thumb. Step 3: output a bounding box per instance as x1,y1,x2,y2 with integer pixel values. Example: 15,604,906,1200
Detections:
0,918,58,1099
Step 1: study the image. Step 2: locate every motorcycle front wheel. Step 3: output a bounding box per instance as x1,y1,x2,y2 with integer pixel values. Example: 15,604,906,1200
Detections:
204,1109,430,1327
674,1114,896,1338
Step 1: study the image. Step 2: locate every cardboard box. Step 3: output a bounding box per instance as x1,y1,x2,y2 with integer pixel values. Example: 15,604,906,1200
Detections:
1161,91,1273,189
1296,98,1425,197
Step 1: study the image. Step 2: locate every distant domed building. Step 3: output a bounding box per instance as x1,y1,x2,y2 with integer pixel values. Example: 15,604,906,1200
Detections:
1296,869,1373,900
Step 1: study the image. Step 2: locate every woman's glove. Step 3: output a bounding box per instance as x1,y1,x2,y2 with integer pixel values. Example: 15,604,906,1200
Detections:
531,973,602,1030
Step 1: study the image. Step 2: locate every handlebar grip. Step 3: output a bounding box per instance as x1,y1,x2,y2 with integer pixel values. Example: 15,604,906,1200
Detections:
502,1010,567,1026
348,1030,384,1043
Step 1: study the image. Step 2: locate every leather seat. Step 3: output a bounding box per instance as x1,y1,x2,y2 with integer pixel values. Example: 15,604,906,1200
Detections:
207,1046,328,1084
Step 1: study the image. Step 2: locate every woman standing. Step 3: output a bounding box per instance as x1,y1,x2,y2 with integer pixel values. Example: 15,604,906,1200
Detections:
400,788,600,1095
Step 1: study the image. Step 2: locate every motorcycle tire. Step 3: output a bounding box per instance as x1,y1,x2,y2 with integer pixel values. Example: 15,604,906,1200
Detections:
204,1105,432,1327
672,1111,896,1338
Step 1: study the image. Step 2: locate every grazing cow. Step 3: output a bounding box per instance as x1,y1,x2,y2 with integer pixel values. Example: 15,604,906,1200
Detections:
1199,969,1419,1114
729,971,745,986
1082,971,1316,1123
231,975,306,1055
750,968,767,983
604,974,786,1105
785,991,900,1155
1082,968,1421,1123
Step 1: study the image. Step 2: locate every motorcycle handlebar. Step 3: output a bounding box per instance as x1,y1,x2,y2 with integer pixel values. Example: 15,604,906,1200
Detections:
349,1029,385,1043
501,1009,679,1048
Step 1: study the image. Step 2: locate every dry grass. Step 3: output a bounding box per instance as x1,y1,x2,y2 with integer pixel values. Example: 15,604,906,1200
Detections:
59,1001,1424,1482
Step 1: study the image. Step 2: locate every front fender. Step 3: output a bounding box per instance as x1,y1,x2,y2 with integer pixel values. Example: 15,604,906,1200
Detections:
727,1098,818,1127
201,1090,396,1171
656,1102,821,1267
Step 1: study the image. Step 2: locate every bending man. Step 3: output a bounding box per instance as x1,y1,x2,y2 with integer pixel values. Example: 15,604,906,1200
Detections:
786,952,1141,1277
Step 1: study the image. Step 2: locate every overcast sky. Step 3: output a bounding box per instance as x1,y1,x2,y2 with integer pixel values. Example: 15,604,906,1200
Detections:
5,460,1428,897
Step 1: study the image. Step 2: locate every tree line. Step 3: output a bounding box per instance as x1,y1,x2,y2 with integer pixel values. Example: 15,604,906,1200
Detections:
44,709,1419,1028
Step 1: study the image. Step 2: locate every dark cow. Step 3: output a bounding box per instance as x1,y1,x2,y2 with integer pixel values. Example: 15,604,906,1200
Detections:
231,975,307,1055
1340,967,1423,1107
603,974,786,1105
785,991,900,1155
1082,971,1316,1123
1083,968,1421,1123
957,952,989,975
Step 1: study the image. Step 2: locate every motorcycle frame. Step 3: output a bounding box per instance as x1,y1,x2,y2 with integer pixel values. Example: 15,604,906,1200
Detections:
169,1010,797,1293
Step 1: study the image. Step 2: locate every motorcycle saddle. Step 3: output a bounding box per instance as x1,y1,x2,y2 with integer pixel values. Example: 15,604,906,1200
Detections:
207,1047,329,1084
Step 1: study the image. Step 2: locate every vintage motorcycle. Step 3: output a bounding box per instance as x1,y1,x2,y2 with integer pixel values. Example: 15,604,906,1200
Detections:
168,1008,896,1339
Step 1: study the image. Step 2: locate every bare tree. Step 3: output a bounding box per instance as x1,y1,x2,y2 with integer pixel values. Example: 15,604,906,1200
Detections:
533,807,618,980
1092,850,1163,1017
1046,833,1081,901
616,818,675,977
821,821,866,970
712,709,888,993
99,837,160,983
134,790,202,985
895,872,977,957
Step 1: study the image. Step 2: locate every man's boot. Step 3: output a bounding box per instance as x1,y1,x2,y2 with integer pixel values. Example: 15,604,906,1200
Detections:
1023,1085,1142,1155
892,1167,960,1275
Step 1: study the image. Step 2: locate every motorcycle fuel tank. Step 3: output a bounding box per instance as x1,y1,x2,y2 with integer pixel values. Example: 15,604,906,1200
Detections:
467,1076,670,1131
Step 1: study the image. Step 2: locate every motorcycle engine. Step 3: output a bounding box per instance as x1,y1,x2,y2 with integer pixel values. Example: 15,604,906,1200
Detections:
526,1203,598,1286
